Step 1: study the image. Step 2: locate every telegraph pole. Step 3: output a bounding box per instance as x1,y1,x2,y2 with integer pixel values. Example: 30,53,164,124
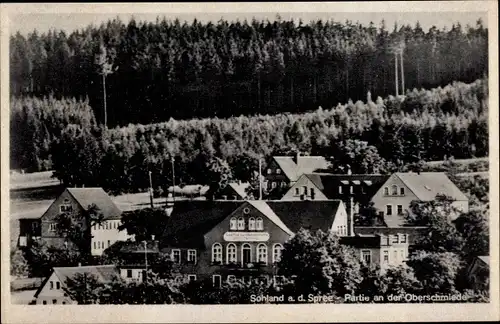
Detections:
258,157,263,200
148,171,154,208
144,240,148,284
171,156,175,203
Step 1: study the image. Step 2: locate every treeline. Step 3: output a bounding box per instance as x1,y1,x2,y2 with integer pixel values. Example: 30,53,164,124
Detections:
10,16,488,126
40,78,488,194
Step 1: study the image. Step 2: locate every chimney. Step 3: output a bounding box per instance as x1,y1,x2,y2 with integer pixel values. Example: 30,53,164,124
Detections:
347,197,354,237
78,262,82,267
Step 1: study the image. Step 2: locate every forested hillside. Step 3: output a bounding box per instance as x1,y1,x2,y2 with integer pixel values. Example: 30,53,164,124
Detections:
10,17,488,126
11,78,487,193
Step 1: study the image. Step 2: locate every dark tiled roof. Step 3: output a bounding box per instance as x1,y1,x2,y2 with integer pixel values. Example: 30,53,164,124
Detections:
340,235,382,248
117,241,160,254
304,173,390,200
266,200,343,233
67,188,122,220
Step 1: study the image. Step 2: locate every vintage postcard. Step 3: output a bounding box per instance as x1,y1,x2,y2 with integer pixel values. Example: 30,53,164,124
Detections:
1,1,498,323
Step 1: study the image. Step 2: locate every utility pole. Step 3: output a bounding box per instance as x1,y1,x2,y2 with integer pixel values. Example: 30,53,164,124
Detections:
171,156,175,203
144,240,148,284
148,171,154,209
400,49,405,95
258,157,263,200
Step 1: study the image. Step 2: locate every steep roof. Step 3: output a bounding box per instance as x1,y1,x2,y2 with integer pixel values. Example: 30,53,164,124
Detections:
478,256,489,266
67,188,122,220
266,200,343,233
227,182,251,199
34,265,120,298
304,173,389,199
161,200,344,248
247,201,294,235
395,172,468,201
161,200,242,247
273,156,331,182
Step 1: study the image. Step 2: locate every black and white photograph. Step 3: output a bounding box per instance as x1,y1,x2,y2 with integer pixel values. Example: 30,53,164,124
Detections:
1,1,498,322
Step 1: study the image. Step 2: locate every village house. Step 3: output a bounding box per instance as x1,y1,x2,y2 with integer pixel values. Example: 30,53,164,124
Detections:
340,233,410,272
20,187,133,255
466,256,489,291
159,199,351,287
264,153,330,193
33,265,121,305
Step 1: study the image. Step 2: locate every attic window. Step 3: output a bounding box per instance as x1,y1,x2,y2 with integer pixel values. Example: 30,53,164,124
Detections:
276,169,281,174
243,207,250,214
267,169,272,175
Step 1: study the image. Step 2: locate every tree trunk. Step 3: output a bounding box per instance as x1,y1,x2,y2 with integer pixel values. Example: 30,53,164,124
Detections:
290,76,294,105
103,74,107,128
400,51,405,95
257,77,261,111
394,52,399,96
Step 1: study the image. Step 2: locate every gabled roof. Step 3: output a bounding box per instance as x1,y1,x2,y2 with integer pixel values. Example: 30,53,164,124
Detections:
67,188,122,220
394,172,468,201
273,156,330,182
227,182,251,199
247,201,294,235
303,173,389,199
478,256,489,266
161,200,344,248
34,265,120,298
266,200,343,233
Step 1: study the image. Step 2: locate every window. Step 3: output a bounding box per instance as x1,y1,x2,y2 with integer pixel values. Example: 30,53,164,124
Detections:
339,186,343,194
273,244,283,263
274,275,285,286
171,249,181,263
310,188,315,199
50,281,54,289
276,169,281,174
42,300,47,305
107,240,111,247
59,202,73,213
394,250,398,261
397,205,403,215
212,243,223,263
52,299,57,304
391,235,399,244
93,242,97,249
237,217,245,230
386,205,393,216
256,217,264,230
281,181,287,188
49,223,57,232
257,243,268,264
271,181,277,189
267,168,272,174
229,217,237,230
400,234,407,243
97,241,100,249
227,243,237,263
127,269,132,278
248,217,256,230
213,275,222,288
187,249,197,263
56,282,60,290
400,249,406,260
295,187,300,196
384,187,389,195
391,185,398,195
350,186,354,194
361,250,372,264
383,250,389,263
303,186,308,196
400,187,405,195
187,275,197,282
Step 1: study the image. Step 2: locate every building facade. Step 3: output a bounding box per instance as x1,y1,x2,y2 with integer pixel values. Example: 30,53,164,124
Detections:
160,200,350,286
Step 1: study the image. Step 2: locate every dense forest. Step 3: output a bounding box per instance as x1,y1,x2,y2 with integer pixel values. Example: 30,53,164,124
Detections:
10,16,488,126
11,78,488,194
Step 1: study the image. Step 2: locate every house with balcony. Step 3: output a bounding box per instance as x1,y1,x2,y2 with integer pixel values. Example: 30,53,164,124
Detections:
159,199,350,287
